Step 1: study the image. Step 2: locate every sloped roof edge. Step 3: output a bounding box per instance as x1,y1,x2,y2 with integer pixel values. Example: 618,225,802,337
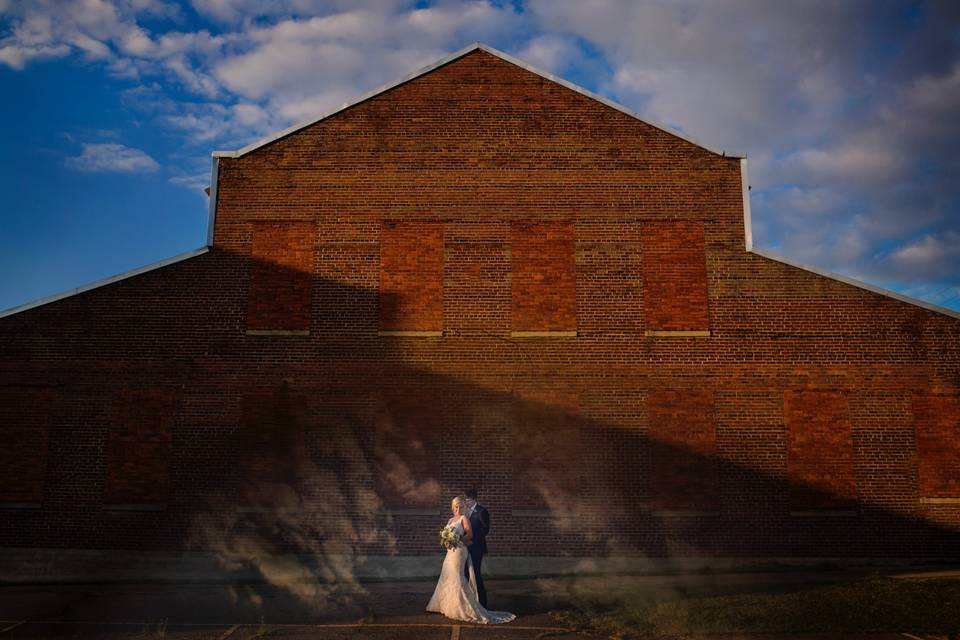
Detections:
740,159,960,321
0,246,209,319
212,42,744,160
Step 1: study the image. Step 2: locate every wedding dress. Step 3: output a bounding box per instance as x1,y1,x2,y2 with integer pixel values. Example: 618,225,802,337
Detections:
426,516,516,624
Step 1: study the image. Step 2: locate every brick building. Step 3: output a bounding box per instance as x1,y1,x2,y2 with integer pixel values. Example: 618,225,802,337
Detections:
2,44,958,579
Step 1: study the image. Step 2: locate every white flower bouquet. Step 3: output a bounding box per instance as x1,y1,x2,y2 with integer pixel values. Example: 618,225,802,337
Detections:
440,524,462,550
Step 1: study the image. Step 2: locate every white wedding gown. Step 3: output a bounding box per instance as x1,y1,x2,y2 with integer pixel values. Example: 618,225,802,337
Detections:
426,516,516,624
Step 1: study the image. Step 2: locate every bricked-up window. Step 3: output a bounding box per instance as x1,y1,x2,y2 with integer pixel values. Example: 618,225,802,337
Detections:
913,393,960,500
372,392,442,508
238,383,309,510
247,221,316,333
784,390,856,511
379,221,444,332
511,221,577,333
0,388,54,505
647,389,717,511
104,387,175,506
641,221,710,332
512,390,579,510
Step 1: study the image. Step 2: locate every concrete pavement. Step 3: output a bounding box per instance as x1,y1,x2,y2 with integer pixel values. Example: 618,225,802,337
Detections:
1,565,957,638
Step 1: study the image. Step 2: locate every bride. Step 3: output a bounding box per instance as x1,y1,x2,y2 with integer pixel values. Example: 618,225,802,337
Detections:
426,496,515,624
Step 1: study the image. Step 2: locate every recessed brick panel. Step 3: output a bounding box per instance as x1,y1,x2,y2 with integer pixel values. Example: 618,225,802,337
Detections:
247,220,316,331
238,384,309,508
913,393,960,498
379,221,444,331
511,221,576,331
641,221,710,331
511,389,579,510
784,390,856,510
0,388,53,503
648,389,717,510
373,391,442,508
104,387,175,504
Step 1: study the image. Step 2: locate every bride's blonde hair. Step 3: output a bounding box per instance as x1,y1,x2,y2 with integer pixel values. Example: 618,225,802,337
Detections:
451,495,467,514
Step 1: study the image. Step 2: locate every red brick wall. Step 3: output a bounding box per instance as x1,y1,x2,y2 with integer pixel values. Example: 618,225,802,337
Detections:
784,390,857,511
641,221,710,331
105,387,175,505
238,384,310,509
1,49,959,558
511,388,579,510
373,390,442,508
247,220,316,332
379,221,444,331
0,388,53,504
511,221,577,332
647,389,718,511
913,393,960,499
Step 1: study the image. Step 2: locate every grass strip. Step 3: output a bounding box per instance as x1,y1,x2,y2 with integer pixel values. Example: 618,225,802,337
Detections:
552,576,960,637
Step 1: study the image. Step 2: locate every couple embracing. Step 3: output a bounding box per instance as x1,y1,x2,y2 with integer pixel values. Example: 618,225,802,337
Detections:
426,488,515,624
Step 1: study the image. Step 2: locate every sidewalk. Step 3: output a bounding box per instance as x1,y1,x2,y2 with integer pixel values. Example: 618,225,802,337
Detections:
0,566,955,638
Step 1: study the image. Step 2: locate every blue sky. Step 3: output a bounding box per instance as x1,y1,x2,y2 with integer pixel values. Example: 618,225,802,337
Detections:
1,0,958,315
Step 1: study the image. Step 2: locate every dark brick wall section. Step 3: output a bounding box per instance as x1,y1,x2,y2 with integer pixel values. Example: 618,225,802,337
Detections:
641,221,710,331
913,393,960,499
0,388,53,503
238,383,310,509
247,221,316,331
373,391,442,508
647,389,718,511
511,221,577,332
784,390,857,511
511,389,579,510
379,221,444,331
104,387,175,505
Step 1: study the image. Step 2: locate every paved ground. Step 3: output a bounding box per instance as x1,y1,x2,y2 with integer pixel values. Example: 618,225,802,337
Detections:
0,567,956,638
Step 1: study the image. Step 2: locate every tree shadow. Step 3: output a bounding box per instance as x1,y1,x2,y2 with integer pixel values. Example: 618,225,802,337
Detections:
0,244,957,624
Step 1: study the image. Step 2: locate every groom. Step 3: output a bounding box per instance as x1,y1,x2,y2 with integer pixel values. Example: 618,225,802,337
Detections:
463,488,490,607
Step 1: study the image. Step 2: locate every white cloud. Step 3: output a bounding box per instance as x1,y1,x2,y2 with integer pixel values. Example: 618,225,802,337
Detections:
758,187,848,217
64,142,160,173
231,102,269,127
187,0,406,25
208,2,518,121
271,88,355,122
878,231,960,281
168,172,209,195
781,142,904,186
516,34,578,74
0,42,70,69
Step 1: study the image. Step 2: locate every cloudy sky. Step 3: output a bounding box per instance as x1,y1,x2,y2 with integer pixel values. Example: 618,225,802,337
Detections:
1,0,958,314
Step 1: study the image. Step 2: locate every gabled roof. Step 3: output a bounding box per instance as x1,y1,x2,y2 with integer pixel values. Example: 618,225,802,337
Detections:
211,42,743,160
1,43,957,322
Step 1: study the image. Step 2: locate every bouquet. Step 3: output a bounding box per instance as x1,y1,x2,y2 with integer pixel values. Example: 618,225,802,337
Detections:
440,524,462,550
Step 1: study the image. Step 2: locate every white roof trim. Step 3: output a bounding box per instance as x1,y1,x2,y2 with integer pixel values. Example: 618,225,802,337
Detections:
741,158,753,252
206,156,220,247
739,160,960,321
0,246,209,319
212,42,744,160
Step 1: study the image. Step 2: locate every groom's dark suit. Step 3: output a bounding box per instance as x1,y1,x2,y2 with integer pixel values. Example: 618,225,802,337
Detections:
465,502,490,607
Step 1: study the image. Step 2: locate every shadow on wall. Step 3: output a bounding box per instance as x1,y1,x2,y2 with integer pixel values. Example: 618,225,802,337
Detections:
0,244,958,617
